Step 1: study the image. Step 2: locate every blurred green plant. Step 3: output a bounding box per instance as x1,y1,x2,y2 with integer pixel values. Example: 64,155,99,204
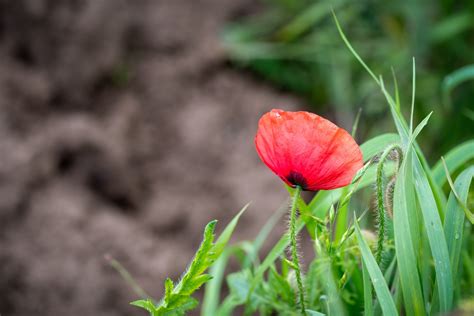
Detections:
222,0,474,157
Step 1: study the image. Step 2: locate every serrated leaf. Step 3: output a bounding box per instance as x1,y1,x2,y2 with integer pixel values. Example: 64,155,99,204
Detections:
282,257,298,270
130,299,156,313
268,266,294,304
165,278,174,304
131,206,245,316
227,271,251,303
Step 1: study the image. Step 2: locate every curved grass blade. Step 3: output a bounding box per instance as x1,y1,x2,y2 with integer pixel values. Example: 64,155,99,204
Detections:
354,217,397,316
106,255,151,300
443,166,474,305
442,64,474,107
359,133,400,161
276,0,347,42
432,140,474,188
213,204,249,257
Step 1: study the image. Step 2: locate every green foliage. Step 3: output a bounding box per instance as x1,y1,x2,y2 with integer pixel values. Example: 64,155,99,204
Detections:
222,0,474,157
131,220,217,316
196,15,473,316
130,205,247,316
121,12,473,316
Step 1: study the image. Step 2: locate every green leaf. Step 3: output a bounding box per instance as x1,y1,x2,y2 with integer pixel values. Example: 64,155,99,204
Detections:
202,202,275,316
133,205,246,316
307,310,326,316
227,270,252,303
360,133,400,161
276,0,346,42
432,140,474,188
313,237,347,316
268,266,294,303
354,218,397,316
413,154,453,312
392,148,425,315
444,166,474,285
130,299,156,314
165,278,174,303
202,249,231,316
362,261,373,316
213,204,249,257
442,64,474,107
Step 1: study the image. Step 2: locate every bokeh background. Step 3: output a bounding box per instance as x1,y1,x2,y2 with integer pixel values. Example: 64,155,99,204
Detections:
0,0,472,315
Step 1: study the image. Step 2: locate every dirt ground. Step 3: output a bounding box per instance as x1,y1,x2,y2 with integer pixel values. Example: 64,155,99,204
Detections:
0,0,304,315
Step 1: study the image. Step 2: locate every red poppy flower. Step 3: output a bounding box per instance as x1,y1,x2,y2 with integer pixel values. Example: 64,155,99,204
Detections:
255,109,363,191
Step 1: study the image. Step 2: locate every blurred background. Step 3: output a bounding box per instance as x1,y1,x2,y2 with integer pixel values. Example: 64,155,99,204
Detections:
0,0,472,315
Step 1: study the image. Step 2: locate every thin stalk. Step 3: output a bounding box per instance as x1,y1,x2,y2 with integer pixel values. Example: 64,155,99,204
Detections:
376,144,403,264
105,254,151,299
289,185,306,315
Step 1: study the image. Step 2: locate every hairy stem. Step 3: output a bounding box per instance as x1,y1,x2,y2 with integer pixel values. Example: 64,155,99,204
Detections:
375,144,403,264
289,185,306,315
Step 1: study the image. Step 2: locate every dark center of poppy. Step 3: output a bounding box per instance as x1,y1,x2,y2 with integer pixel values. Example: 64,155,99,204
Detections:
286,171,308,190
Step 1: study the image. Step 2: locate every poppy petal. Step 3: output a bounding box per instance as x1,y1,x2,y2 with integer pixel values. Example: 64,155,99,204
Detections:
255,109,363,191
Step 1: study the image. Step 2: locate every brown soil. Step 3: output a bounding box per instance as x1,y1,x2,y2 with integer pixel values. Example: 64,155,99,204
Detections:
0,0,302,315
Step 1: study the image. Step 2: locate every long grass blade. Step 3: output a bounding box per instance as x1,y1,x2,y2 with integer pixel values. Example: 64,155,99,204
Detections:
410,58,416,134
359,133,400,161
413,154,453,312
362,260,374,316
354,218,397,316
393,148,425,315
442,64,474,107
443,165,474,305
432,140,474,187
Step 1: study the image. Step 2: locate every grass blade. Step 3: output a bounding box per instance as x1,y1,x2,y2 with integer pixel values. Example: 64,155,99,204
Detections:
362,261,374,316
410,58,416,134
392,149,425,315
413,154,453,312
432,140,474,187
443,166,474,286
354,218,397,316
442,64,474,107
359,133,400,161
202,245,243,316
213,204,249,257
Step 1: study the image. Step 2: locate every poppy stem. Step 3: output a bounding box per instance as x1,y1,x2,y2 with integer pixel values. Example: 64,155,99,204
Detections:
289,185,306,315
375,144,403,265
